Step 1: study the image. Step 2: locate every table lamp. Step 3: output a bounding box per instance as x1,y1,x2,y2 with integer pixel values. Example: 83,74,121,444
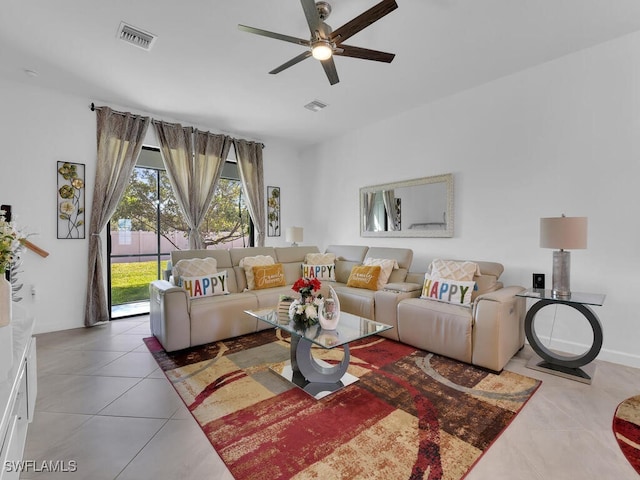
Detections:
285,226,303,247
540,215,587,299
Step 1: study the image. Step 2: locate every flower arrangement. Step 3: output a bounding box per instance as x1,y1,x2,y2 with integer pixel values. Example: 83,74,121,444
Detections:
289,277,323,328
0,210,25,274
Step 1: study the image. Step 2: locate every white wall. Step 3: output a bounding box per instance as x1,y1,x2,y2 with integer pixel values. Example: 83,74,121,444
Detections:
0,82,95,334
299,31,640,367
0,78,302,333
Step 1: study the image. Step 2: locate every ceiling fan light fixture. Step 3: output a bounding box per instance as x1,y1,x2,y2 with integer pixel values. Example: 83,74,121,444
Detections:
311,40,332,60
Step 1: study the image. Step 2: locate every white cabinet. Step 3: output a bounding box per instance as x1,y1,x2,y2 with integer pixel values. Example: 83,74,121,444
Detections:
0,306,36,480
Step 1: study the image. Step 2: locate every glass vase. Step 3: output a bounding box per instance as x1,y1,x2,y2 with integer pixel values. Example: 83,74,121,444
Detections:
319,285,340,330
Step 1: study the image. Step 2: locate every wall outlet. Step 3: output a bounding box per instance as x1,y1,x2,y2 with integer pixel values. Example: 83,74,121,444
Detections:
533,273,545,289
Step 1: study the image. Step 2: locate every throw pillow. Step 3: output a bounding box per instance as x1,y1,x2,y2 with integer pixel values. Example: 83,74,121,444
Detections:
302,263,336,282
180,270,229,298
420,273,475,306
252,263,286,290
363,257,399,290
305,252,336,265
173,257,217,285
239,255,275,290
429,259,480,281
346,265,381,291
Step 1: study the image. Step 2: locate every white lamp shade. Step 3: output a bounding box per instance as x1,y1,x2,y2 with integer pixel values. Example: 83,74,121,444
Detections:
540,216,588,250
285,227,303,244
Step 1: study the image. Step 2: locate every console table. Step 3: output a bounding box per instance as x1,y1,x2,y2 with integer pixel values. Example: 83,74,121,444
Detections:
517,288,605,384
0,305,37,480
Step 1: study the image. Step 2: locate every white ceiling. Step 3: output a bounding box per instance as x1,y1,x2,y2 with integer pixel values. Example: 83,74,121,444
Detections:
2,0,640,148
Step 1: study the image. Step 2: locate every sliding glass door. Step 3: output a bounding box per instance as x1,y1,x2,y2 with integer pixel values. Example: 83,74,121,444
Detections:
109,166,182,317
108,148,251,318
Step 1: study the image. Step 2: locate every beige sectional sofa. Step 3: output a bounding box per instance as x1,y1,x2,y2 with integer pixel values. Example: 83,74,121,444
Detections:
150,244,526,371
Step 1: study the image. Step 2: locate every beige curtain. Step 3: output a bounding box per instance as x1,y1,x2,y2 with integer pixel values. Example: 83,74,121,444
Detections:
154,121,231,249
364,192,376,231
85,107,149,326
234,139,265,247
193,131,232,246
382,189,400,231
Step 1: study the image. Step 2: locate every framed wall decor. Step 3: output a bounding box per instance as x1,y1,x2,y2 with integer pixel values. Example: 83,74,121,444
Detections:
57,161,86,239
267,186,280,237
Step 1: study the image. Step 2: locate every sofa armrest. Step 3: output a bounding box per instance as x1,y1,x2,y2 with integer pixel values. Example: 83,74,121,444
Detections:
474,285,525,304
374,287,422,341
149,280,191,352
471,286,526,371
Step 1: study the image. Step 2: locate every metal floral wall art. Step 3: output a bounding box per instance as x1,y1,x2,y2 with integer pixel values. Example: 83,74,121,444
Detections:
267,186,280,237
57,161,85,239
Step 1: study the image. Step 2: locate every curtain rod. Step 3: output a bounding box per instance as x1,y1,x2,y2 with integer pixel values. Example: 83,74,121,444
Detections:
90,103,265,148
89,103,137,116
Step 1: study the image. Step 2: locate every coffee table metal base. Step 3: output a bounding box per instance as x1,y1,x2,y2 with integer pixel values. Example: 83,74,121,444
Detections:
271,360,359,400
271,335,358,399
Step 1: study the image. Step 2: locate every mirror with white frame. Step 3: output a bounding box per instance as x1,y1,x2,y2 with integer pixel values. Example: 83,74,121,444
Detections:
360,173,454,238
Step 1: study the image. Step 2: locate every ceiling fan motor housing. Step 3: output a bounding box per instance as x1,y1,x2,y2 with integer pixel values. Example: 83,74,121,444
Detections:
316,1,332,20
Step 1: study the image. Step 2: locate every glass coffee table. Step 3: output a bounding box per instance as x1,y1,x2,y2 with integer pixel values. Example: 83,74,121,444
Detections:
245,307,392,399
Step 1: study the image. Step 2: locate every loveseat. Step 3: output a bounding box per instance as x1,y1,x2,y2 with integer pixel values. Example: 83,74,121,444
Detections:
150,245,525,371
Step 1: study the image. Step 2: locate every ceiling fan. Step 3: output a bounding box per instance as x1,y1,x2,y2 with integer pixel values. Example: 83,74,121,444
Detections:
238,0,398,85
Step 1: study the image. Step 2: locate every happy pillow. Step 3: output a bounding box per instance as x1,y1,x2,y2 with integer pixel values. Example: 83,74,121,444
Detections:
302,263,336,282
252,263,286,290
180,271,229,298
346,265,381,291
420,273,475,306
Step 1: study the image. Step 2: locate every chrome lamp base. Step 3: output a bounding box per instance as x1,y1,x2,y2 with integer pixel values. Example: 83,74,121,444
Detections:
551,250,571,299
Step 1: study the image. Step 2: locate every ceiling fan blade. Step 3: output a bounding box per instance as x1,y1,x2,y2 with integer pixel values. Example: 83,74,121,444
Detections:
321,57,340,85
330,0,398,44
300,0,322,35
335,44,395,63
238,24,310,47
269,51,312,74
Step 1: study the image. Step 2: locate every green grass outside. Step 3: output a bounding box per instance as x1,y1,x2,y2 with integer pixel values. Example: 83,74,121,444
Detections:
111,260,168,305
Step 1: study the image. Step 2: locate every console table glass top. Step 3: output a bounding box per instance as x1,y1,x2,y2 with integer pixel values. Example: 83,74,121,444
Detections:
245,307,392,349
516,288,605,306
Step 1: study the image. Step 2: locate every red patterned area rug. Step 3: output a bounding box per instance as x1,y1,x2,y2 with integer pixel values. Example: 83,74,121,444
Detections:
613,395,640,475
144,330,541,480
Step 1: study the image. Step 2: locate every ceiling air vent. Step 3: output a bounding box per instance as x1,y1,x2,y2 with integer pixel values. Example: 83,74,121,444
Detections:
117,22,156,51
304,100,328,112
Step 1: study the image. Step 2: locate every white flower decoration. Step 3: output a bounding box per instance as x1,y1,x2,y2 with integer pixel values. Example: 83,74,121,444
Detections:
59,201,76,215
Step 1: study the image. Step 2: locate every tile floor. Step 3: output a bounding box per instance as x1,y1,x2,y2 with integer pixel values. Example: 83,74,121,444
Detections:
21,316,639,479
